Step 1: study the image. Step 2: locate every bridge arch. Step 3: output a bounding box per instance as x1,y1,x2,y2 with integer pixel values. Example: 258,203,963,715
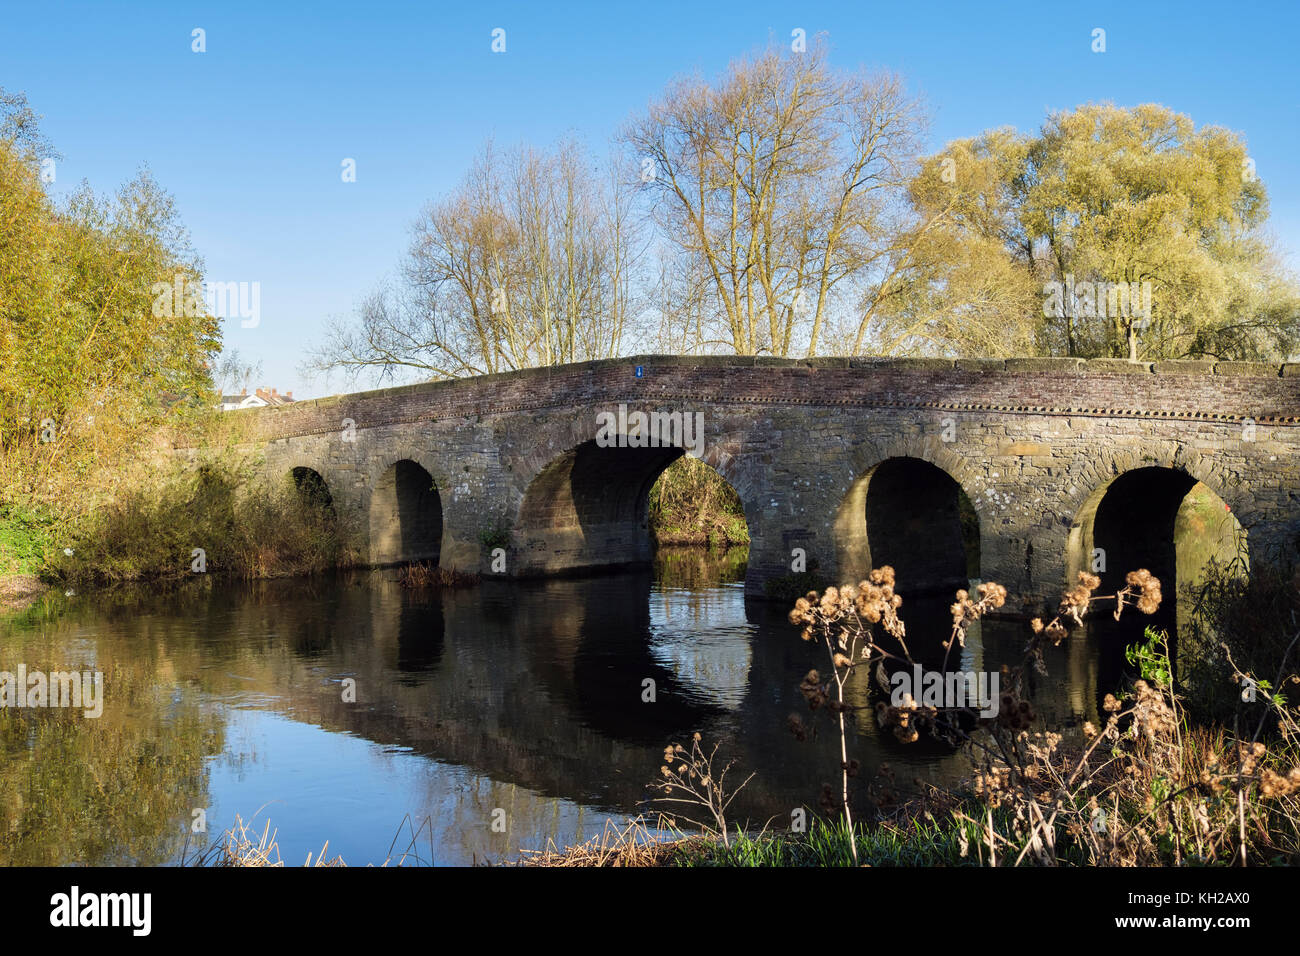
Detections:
369,457,443,566
290,465,335,512
835,440,983,596
1066,460,1247,627
511,416,753,577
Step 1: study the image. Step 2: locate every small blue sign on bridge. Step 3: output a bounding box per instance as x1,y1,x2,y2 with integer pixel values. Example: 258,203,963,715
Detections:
634,365,644,378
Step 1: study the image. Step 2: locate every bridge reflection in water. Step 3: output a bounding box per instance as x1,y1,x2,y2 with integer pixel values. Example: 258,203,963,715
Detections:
1,554,1129,866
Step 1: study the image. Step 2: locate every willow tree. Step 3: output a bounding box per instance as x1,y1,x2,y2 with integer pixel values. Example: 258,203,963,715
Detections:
864,129,1042,357
1,88,218,512
624,37,930,358
898,103,1298,361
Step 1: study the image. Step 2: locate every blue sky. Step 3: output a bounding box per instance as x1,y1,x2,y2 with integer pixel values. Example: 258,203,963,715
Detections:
3,0,1297,398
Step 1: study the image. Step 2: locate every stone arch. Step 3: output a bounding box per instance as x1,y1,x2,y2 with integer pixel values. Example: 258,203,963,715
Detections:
1066,463,1247,607
513,412,758,509
1065,452,1249,693
1063,444,1250,594
369,457,443,566
1058,441,1249,535
511,412,754,577
834,437,984,595
289,465,335,512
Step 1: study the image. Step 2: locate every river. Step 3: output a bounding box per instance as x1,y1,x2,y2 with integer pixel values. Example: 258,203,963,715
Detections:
0,548,1139,866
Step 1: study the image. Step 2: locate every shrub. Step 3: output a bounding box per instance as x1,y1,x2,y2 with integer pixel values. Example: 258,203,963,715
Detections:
48,456,357,586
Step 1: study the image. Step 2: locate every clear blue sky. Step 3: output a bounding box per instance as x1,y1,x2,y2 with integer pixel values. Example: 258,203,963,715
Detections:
4,0,1297,398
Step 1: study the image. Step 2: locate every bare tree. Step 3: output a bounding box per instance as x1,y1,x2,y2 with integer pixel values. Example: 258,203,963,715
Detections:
624,36,928,357
306,140,642,384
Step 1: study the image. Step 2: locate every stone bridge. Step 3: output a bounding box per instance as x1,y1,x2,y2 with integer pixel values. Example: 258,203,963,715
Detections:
232,356,1300,612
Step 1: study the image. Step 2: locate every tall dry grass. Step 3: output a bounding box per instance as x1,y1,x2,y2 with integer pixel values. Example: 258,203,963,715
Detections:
790,567,1300,865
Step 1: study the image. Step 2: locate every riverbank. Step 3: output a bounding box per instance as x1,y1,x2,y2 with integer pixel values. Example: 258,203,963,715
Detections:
515,816,975,867
0,573,48,614
192,812,975,867
0,446,748,599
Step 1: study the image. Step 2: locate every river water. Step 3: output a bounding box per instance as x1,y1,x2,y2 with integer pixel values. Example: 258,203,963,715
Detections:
0,549,1134,866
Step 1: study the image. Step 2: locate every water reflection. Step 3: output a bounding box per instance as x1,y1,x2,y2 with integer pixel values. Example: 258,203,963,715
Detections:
0,553,1132,866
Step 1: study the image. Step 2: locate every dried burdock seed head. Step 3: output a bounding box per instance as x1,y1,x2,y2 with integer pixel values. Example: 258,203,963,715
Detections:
1259,768,1300,799
1064,585,1090,607
789,599,813,626
1125,569,1162,614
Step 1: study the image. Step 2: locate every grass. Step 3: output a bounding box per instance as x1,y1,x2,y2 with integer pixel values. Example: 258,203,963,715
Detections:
397,561,479,589
183,813,345,867
0,503,56,612
516,814,989,867
677,817,979,867
180,810,982,867
518,818,699,867
0,502,55,577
